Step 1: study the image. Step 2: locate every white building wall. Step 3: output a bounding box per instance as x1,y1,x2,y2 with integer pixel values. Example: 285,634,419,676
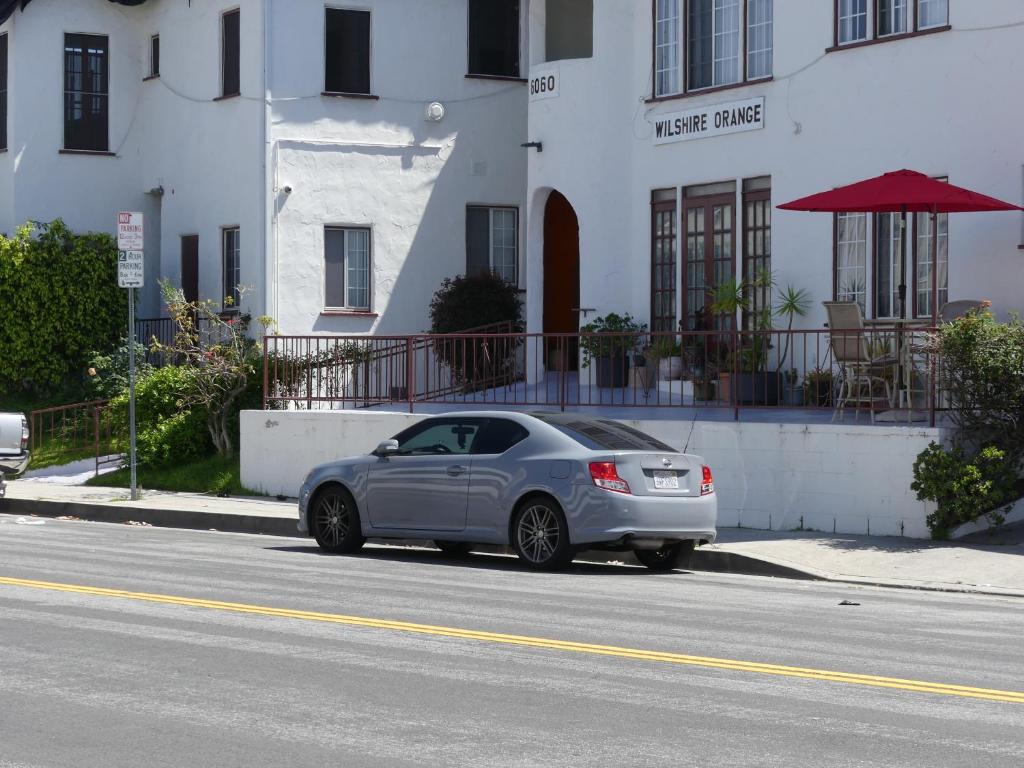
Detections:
526,0,1024,336
269,0,528,335
240,409,941,539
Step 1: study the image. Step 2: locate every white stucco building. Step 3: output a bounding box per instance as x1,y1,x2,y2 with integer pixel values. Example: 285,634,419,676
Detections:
524,0,1024,347
0,0,528,334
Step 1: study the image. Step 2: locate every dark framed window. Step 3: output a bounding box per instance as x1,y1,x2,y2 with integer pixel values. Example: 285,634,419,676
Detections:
64,33,109,152
654,0,772,99
651,189,677,333
834,0,948,46
833,212,867,314
0,34,7,151
472,419,529,454
325,8,371,95
222,227,241,310
741,177,771,329
873,212,901,318
468,0,520,77
325,227,371,310
466,206,518,284
150,34,160,77
913,177,949,318
222,9,240,97
681,182,736,331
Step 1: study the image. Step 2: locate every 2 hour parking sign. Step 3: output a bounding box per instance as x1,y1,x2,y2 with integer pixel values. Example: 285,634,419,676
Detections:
117,212,144,288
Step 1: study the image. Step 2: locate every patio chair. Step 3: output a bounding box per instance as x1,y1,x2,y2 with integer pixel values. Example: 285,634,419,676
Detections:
940,300,985,322
823,302,896,422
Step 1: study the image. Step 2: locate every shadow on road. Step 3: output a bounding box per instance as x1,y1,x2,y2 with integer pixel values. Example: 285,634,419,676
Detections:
263,543,695,577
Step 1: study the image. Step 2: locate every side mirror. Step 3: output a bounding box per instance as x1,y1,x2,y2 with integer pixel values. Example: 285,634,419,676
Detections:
374,439,400,457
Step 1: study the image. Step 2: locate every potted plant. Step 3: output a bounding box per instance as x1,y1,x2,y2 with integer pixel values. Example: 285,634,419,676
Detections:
580,312,647,388
649,336,683,380
710,274,781,405
803,367,834,406
782,368,803,406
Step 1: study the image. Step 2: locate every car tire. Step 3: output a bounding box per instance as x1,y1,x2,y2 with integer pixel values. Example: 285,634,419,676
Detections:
634,540,696,572
511,497,574,571
311,485,365,554
434,541,473,557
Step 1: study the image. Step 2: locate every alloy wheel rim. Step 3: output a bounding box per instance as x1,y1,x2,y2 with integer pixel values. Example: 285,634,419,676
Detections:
517,505,559,564
315,494,349,546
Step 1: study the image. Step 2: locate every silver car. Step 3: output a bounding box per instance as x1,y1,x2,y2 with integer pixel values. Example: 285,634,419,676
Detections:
297,412,717,571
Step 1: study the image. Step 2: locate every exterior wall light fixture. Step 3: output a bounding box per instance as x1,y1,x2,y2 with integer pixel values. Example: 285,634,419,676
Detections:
425,101,446,122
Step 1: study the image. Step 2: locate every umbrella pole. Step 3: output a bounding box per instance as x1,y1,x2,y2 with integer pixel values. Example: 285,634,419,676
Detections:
930,207,939,428
898,206,908,319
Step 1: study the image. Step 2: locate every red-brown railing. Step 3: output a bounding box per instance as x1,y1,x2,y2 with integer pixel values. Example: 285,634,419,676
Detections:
29,400,122,475
264,326,943,424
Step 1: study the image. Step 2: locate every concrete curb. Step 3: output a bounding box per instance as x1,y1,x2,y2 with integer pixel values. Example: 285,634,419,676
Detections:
3,496,816,581
7,498,1022,596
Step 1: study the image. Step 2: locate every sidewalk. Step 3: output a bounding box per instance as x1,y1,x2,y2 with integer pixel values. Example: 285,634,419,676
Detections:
2,479,1023,597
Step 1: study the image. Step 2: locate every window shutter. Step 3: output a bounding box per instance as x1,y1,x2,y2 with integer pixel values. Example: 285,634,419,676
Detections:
325,9,371,94
466,207,491,277
223,10,240,97
325,229,346,307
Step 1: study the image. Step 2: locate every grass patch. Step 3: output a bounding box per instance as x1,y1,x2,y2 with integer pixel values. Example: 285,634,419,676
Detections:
85,454,263,497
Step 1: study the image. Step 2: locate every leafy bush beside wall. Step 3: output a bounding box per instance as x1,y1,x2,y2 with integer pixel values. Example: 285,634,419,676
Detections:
0,221,128,394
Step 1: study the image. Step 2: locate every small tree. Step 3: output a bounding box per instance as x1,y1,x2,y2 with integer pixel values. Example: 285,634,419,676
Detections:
156,280,272,458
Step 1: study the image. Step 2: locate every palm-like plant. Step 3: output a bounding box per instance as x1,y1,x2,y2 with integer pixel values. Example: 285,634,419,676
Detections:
774,284,811,375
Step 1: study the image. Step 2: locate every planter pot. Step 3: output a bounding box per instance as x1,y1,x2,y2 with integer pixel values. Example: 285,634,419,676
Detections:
735,371,782,406
783,385,804,406
658,356,683,380
717,373,731,403
595,356,630,388
805,381,834,407
693,379,717,402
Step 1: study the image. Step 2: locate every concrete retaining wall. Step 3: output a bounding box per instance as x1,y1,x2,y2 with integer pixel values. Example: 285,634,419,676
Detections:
241,410,942,538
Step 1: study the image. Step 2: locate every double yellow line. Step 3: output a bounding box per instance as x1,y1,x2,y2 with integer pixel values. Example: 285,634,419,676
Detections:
2,575,1022,704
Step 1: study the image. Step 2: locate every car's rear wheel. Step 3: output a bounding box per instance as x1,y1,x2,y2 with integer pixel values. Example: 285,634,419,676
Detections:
434,541,473,557
634,540,695,571
512,497,574,571
311,485,365,554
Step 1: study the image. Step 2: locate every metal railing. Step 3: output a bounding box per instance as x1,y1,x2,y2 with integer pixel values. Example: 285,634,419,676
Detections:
263,326,944,424
29,400,122,475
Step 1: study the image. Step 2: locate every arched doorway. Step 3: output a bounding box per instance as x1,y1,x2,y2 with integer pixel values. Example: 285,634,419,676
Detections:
543,191,581,371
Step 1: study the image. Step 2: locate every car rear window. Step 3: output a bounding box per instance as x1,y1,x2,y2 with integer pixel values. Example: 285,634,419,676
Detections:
532,414,677,452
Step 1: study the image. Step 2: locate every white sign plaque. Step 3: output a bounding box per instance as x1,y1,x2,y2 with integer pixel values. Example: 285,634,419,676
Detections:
528,67,560,102
118,250,145,288
653,96,764,145
117,211,144,251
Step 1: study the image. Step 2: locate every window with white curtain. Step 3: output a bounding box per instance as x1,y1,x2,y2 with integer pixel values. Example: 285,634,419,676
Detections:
917,0,948,29
746,0,773,80
325,227,371,310
915,211,948,318
835,213,867,314
655,0,681,97
653,0,770,97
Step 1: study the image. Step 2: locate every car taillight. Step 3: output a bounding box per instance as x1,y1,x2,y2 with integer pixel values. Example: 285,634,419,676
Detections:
20,418,28,451
701,465,714,496
589,462,631,495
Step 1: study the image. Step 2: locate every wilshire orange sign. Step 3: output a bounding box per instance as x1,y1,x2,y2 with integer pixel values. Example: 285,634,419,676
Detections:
653,96,764,145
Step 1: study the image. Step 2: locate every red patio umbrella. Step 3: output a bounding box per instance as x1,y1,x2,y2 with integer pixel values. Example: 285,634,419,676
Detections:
778,169,1023,322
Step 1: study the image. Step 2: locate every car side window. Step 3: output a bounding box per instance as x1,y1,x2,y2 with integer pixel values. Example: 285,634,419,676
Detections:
394,419,482,456
472,419,529,455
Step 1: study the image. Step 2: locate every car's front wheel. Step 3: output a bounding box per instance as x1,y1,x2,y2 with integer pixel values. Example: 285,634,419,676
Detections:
634,540,695,571
512,497,574,571
311,485,365,554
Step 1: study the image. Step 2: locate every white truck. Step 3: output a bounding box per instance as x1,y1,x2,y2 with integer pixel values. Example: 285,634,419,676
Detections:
0,412,30,498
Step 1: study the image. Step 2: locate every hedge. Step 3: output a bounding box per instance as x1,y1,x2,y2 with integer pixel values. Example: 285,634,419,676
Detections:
0,220,128,394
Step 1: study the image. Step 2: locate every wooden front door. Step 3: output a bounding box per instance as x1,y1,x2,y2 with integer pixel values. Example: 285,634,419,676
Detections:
543,191,580,370
681,194,735,331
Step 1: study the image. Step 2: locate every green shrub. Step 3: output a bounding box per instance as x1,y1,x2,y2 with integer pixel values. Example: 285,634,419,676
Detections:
911,442,1018,540
109,366,213,467
86,337,153,400
0,221,127,394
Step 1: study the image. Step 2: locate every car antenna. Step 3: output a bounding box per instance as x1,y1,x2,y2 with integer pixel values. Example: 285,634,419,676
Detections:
682,409,699,455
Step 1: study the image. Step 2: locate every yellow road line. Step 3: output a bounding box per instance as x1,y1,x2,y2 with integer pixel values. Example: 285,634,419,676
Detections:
2,575,1022,704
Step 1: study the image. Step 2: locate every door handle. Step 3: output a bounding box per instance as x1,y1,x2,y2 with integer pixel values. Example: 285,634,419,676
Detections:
446,465,468,476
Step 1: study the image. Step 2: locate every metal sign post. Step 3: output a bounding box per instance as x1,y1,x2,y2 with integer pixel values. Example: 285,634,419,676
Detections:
117,212,145,502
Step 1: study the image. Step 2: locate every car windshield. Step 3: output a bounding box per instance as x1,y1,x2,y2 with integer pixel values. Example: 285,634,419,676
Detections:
531,414,677,452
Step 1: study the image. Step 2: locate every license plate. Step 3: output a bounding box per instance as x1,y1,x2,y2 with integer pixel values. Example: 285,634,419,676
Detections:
653,471,679,489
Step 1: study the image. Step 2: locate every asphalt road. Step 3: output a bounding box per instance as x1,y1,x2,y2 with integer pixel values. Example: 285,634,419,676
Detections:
1,513,1022,768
